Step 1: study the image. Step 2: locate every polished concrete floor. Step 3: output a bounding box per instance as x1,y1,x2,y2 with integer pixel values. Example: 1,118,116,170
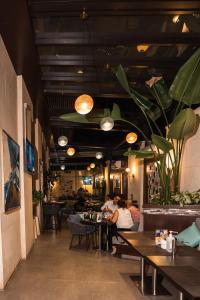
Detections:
0,229,175,300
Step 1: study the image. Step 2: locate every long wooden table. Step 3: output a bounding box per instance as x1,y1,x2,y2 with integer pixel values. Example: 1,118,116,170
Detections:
118,231,200,299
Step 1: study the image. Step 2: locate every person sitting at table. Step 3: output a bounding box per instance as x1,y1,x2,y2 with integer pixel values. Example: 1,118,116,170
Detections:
127,200,141,224
101,193,120,214
107,199,134,253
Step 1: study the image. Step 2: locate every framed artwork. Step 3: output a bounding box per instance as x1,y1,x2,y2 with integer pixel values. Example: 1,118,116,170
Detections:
2,131,20,212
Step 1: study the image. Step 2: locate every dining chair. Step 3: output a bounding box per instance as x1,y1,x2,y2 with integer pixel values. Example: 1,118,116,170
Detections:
67,214,96,250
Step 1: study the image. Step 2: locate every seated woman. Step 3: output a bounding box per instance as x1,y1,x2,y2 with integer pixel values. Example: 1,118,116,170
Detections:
127,200,141,231
107,199,134,254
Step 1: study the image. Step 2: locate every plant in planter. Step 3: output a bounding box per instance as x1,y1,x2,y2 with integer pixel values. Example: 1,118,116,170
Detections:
32,190,43,205
115,48,200,204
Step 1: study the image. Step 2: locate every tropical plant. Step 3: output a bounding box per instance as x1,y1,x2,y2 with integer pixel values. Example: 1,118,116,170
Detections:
32,190,43,204
116,48,200,204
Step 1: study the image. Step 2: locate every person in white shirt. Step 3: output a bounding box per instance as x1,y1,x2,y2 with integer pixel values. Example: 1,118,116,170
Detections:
108,199,134,254
101,194,120,214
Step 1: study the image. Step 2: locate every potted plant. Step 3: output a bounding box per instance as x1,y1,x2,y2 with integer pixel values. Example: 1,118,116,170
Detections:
115,48,200,205
32,190,43,206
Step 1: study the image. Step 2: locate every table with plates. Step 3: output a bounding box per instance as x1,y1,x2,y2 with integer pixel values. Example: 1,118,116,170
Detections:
80,213,112,252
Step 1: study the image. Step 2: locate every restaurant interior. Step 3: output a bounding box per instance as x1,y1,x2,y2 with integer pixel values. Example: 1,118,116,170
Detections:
1,1,200,299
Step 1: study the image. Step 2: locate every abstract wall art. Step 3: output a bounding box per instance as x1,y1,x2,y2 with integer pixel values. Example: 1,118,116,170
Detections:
3,131,20,212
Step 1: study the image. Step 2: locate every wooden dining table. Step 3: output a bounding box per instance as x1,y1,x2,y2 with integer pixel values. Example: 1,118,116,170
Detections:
118,231,200,299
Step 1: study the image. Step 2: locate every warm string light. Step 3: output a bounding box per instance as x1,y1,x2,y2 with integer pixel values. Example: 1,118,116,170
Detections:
75,94,94,115
100,117,114,131
126,132,138,144
60,165,65,171
96,152,103,159
58,136,68,147
67,147,75,156
90,163,95,169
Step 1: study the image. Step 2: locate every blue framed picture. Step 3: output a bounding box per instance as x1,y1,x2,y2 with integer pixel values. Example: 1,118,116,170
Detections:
3,131,20,212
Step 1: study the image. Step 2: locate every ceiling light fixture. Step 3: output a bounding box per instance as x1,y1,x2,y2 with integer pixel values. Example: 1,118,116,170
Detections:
87,166,91,171
77,69,84,74
173,15,180,23
96,152,103,159
58,136,68,147
60,165,65,171
74,94,94,115
80,7,89,21
67,147,75,156
90,163,95,169
100,117,114,131
126,132,138,144
137,45,149,53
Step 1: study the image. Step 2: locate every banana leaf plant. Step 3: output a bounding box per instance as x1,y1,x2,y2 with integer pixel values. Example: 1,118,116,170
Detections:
116,48,200,204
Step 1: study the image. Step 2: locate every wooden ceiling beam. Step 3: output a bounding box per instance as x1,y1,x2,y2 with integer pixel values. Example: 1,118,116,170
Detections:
42,71,173,82
36,32,200,46
45,89,132,98
39,55,184,68
30,1,200,16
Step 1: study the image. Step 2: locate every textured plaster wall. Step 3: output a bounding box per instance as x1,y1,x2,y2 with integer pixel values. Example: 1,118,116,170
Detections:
180,107,200,192
0,36,34,288
0,36,21,288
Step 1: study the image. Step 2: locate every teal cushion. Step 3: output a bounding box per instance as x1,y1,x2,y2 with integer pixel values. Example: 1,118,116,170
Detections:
176,222,200,247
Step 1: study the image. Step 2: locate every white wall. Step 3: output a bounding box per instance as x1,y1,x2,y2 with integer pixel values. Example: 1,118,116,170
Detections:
0,36,21,288
180,107,200,192
128,156,144,209
18,76,34,259
0,36,34,288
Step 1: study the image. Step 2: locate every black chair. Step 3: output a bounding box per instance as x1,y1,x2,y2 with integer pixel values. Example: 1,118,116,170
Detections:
43,204,60,232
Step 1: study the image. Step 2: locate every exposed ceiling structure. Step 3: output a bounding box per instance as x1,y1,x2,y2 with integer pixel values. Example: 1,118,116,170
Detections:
28,0,200,170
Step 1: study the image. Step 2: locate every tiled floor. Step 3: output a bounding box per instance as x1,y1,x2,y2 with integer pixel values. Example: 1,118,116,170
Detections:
0,229,174,300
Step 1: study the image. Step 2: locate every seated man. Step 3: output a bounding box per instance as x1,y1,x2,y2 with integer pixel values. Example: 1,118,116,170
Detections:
101,194,120,215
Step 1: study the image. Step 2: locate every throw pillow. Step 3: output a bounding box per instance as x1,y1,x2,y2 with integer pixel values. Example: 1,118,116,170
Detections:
176,222,200,247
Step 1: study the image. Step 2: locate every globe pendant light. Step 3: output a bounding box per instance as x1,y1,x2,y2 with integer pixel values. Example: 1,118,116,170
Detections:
100,117,114,131
96,152,103,159
126,132,138,144
58,136,68,147
90,163,95,169
87,166,91,171
75,94,94,115
60,165,65,171
67,147,75,156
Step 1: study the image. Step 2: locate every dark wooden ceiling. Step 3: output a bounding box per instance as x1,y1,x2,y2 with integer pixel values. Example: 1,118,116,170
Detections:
28,0,200,170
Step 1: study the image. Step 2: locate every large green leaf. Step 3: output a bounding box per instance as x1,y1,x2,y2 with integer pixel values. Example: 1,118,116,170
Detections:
111,103,122,120
168,108,197,139
146,77,172,110
60,113,89,123
116,65,161,120
151,134,173,153
60,109,112,124
169,48,200,105
116,64,131,94
123,149,155,158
